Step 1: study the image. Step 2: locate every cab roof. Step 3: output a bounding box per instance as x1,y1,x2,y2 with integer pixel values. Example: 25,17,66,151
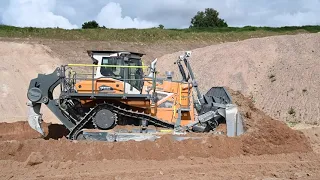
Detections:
87,50,145,57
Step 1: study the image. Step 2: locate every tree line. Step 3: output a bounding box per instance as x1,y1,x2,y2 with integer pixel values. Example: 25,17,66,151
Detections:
82,8,227,29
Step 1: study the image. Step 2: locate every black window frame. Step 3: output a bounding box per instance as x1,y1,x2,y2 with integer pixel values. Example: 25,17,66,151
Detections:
100,56,144,91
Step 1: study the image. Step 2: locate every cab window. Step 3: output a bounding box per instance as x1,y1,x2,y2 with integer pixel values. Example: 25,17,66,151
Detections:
100,57,143,90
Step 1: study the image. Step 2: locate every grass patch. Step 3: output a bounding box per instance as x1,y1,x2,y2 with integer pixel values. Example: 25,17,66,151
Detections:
286,121,300,128
171,25,320,33
0,25,319,43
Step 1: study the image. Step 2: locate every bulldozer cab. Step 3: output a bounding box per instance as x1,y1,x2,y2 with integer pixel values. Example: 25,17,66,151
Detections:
87,50,145,91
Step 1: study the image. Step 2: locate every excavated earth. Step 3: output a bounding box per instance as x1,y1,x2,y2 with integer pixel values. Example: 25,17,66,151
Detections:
0,90,319,179
0,90,313,160
0,34,320,179
157,33,320,125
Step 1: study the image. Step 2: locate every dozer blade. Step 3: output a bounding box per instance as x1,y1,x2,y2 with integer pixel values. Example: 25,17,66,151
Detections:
203,87,245,137
225,104,244,137
27,101,45,136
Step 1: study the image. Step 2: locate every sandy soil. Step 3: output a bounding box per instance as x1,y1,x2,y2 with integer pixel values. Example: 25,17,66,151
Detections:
1,153,320,180
0,34,320,179
299,126,320,154
1,33,319,125
0,41,61,123
157,33,320,125
0,37,215,66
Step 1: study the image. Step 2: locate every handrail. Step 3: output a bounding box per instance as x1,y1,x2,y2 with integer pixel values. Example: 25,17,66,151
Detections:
67,64,148,68
62,63,157,100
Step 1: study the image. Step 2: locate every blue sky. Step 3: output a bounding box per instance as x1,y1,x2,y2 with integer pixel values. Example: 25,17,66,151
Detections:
0,0,319,29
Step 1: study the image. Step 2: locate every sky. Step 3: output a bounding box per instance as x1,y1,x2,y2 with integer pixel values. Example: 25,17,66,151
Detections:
0,0,319,29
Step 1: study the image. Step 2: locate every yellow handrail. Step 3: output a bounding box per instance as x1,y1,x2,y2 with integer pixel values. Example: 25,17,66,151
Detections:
67,64,148,68
142,61,148,71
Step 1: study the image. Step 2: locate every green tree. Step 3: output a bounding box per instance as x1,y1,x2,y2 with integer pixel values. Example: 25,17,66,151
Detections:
190,8,228,28
158,24,164,29
82,20,99,29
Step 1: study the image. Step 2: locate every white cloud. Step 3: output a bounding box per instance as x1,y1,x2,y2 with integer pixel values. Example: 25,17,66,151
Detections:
2,0,77,29
0,0,319,29
96,2,158,29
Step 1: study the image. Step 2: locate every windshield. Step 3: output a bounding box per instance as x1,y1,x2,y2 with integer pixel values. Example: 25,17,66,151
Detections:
101,57,122,78
101,57,143,90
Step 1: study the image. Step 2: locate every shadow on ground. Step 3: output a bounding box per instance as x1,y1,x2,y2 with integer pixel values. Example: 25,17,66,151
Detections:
44,124,69,140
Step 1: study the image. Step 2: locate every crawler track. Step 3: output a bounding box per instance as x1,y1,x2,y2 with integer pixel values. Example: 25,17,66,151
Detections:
68,102,175,140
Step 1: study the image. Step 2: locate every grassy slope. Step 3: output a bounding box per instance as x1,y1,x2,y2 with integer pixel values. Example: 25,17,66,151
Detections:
0,25,319,43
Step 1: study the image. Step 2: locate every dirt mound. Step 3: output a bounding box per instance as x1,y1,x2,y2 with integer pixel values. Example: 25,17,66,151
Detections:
299,126,320,153
0,41,61,124
0,121,69,141
157,33,320,125
0,89,311,162
229,89,311,155
0,121,42,141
